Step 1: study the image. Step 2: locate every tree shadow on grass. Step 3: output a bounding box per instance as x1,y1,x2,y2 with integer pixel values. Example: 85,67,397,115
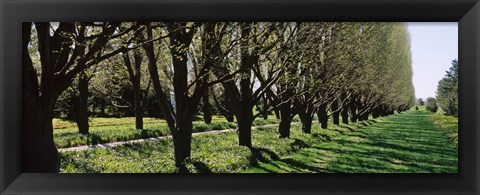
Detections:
312,133,332,142
290,138,309,151
192,161,212,173
86,133,103,145
140,129,163,138
177,159,212,173
248,147,280,167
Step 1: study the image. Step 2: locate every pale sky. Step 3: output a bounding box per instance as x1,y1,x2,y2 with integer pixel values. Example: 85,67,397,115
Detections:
407,22,458,100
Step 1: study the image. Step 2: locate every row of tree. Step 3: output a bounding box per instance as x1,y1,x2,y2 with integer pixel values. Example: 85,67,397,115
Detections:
22,22,415,172
418,59,458,116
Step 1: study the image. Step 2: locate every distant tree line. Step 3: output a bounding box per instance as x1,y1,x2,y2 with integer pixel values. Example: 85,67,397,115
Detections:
23,22,415,172
423,60,458,116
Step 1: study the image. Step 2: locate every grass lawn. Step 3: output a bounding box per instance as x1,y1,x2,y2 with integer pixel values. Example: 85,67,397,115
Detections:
53,115,229,129
59,119,372,173
59,109,457,173
53,117,282,148
245,109,458,173
429,114,458,147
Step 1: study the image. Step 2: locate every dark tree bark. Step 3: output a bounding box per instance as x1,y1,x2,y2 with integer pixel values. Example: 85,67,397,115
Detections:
212,92,235,122
277,87,295,138
122,39,144,130
341,105,349,124
210,22,277,147
298,112,313,134
361,111,370,120
331,100,340,125
237,103,254,147
77,72,90,134
236,23,258,147
278,102,293,138
318,104,328,129
274,108,281,119
144,23,218,166
100,99,106,117
22,22,121,172
350,99,358,123
372,107,381,118
22,94,60,172
168,23,198,165
23,23,60,171
202,88,212,124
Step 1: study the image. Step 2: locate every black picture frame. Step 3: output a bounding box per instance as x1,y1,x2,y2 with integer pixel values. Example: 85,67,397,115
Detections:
0,0,479,194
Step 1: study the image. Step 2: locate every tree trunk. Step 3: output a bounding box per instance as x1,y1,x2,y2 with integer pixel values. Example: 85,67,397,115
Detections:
133,77,143,129
278,103,292,138
237,106,253,147
318,104,328,129
173,118,193,167
237,22,254,148
341,105,349,124
361,111,369,120
274,108,281,119
202,88,212,124
22,94,60,172
331,100,340,125
77,72,89,135
299,112,313,134
350,101,358,123
372,107,380,118
100,100,106,117
261,94,269,120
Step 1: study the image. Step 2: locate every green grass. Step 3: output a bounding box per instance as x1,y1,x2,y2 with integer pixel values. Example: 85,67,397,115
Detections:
59,119,371,173
429,114,458,146
59,110,457,173
245,110,458,173
54,118,280,148
52,116,229,129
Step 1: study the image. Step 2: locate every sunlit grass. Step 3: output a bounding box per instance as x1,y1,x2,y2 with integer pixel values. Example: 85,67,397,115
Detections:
54,118,281,148
59,119,367,173
429,114,458,146
245,110,458,173
59,110,457,173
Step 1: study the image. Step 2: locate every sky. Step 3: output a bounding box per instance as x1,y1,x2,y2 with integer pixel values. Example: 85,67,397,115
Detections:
407,22,458,100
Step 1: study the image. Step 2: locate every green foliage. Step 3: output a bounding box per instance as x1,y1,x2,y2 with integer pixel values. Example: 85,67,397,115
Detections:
425,97,439,113
436,59,458,117
416,98,425,106
430,114,458,146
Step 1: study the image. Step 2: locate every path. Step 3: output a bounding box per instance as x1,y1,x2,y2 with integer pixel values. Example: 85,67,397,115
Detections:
245,110,458,173
58,123,292,152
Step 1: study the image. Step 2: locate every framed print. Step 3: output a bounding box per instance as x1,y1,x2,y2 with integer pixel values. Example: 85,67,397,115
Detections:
1,0,479,194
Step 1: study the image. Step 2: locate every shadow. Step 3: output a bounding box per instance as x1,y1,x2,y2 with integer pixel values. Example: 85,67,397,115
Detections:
140,129,163,138
290,139,309,151
312,133,332,142
248,147,280,167
278,158,326,172
248,110,458,173
87,133,102,145
192,161,212,173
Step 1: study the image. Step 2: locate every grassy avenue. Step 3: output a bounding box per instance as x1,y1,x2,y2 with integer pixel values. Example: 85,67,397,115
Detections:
56,107,457,173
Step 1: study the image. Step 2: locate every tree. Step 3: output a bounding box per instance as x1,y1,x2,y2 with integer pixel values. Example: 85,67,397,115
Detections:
211,22,290,146
417,98,425,106
22,22,128,172
121,26,146,129
144,22,240,166
425,97,439,113
436,59,458,117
